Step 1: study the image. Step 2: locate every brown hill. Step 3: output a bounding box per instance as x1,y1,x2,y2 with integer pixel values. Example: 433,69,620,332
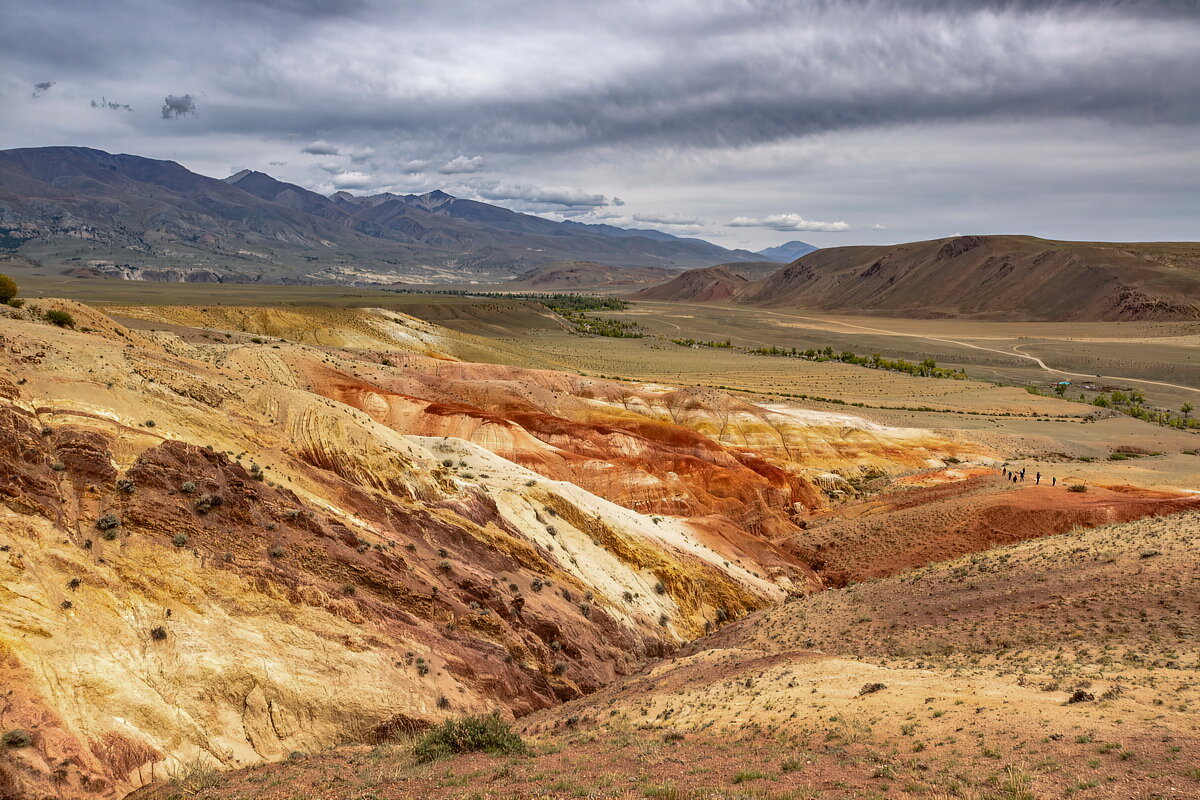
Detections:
630,265,749,302
506,261,679,289
743,234,1200,320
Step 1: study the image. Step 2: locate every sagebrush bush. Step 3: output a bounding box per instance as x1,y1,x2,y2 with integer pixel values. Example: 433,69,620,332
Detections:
0,274,17,305
45,309,75,328
411,712,529,763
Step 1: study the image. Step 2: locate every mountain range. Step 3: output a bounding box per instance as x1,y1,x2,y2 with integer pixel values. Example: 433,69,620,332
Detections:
0,146,763,284
635,234,1200,320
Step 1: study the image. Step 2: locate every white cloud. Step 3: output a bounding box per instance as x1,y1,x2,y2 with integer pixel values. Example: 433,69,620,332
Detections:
301,141,341,156
329,171,375,190
728,214,851,232
872,223,887,230
632,212,704,227
438,155,486,174
477,182,607,207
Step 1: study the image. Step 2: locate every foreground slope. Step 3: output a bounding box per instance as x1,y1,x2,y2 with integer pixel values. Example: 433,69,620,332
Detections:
524,510,1200,799
139,510,1200,800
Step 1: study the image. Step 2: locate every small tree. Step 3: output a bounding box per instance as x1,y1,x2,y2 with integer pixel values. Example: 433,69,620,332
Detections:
0,274,16,305
1182,402,1194,418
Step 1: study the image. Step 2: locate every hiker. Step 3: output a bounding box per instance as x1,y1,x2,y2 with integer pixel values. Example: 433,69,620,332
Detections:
1036,472,1041,485
1020,469,1026,481
1052,476,1057,487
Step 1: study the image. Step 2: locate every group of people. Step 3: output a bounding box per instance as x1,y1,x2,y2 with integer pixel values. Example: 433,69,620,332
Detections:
1001,466,1055,486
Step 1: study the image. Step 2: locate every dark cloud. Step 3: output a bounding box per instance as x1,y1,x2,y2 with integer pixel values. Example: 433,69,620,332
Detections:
301,141,340,155
91,97,132,112
31,81,55,98
0,0,1196,245
160,94,196,119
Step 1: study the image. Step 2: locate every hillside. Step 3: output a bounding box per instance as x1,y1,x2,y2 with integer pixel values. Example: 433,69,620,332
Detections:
745,234,1200,321
0,147,760,285
520,510,1200,799
636,235,1200,321
0,297,996,799
505,261,679,290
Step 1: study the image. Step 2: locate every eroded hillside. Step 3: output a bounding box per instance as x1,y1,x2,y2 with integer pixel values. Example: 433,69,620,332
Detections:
0,300,990,799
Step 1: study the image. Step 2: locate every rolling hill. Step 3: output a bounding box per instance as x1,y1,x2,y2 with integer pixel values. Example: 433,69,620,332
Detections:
0,147,761,285
638,235,1200,321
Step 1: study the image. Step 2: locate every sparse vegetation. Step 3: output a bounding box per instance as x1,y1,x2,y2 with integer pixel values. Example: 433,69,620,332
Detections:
411,713,529,763
0,274,17,305
45,309,75,328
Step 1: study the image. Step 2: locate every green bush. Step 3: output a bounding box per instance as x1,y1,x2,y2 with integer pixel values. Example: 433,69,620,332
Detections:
0,274,16,304
45,309,75,328
411,712,529,763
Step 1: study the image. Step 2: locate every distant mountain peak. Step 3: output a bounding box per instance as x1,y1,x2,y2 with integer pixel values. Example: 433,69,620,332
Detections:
758,240,818,263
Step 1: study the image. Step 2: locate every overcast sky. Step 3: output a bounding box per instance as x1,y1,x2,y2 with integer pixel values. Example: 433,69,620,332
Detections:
2,0,1197,250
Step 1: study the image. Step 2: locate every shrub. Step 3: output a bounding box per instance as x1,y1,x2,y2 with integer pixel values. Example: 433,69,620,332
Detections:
95,513,120,531
149,627,168,641
0,274,16,305
411,713,529,763
1066,483,1088,493
2,729,33,748
194,494,223,514
45,309,75,328
181,481,197,494
653,581,667,595
858,682,887,696
50,461,66,471
117,478,136,493
268,546,285,558
172,533,189,547
1066,689,1095,704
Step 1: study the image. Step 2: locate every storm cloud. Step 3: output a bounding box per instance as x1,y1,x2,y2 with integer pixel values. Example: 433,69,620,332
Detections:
0,0,1197,247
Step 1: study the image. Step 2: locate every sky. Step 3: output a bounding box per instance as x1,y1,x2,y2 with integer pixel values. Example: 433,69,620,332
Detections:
1,0,1198,251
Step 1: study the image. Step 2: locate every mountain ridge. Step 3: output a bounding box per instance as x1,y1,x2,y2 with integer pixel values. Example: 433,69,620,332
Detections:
0,146,761,284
